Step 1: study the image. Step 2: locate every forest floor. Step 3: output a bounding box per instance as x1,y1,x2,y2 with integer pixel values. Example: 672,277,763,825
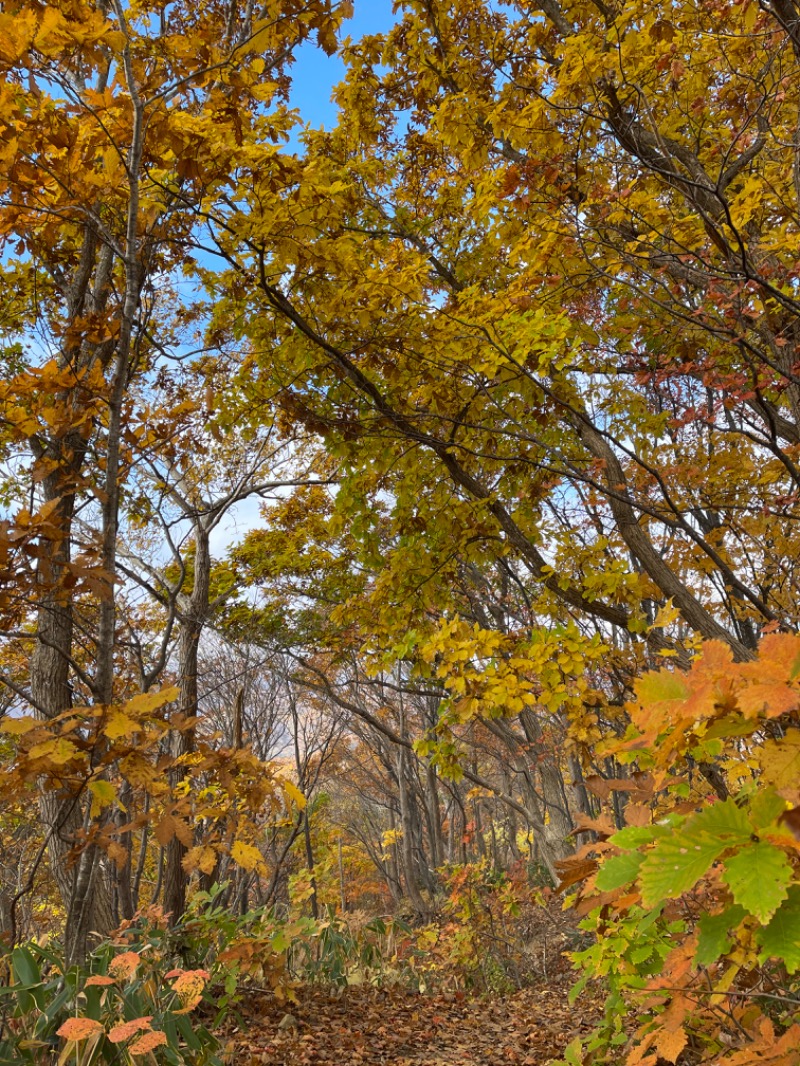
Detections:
221,965,603,1065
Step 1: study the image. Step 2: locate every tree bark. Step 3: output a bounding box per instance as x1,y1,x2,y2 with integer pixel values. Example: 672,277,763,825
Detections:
164,522,210,924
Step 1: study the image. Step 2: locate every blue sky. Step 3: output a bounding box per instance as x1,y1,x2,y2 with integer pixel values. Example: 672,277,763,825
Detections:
287,0,398,128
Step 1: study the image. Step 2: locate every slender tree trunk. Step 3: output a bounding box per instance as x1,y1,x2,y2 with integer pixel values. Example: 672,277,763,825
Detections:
164,522,210,924
116,783,136,921
425,764,443,870
163,621,199,922
337,836,347,914
389,807,402,895
303,811,319,920
569,756,593,820
397,745,428,918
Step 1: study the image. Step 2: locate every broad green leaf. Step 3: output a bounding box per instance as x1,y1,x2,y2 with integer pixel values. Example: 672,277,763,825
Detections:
688,798,750,844
703,715,756,740
11,946,41,987
595,851,644,891
695,904,746,967
722,843,792,923
748,787,788,830
758,887,800,973
176,1014,202,1050
639,833,727,907
608,826,657,849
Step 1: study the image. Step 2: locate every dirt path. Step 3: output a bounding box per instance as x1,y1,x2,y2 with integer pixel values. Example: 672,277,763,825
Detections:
221,974,602,1065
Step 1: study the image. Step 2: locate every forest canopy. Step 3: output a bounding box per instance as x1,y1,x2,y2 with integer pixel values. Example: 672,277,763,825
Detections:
2,0,800,1064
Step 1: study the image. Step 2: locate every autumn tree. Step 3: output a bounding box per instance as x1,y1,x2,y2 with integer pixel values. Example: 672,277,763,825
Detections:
0,0,352,960
202,6,800,1056
187,0,800,844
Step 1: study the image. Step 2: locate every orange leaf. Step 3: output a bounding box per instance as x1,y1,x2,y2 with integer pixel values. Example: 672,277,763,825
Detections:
108,951,140,979
155,813,193,847
129,1031,169,1055
57,1017,104,1041
109,1017,152,1044
654,1025,687,1063
171,968,209,1011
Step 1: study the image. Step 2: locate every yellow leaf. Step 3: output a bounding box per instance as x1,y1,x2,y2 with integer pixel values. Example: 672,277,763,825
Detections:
281,778,306,809
230,840,265,872
34,7,69,52
28,738,77,764
0,716,39,735
88,779,117,818
183,845,217,875
104,711,139,740
758,731,800,802
649,599,681,632
124,686,179,717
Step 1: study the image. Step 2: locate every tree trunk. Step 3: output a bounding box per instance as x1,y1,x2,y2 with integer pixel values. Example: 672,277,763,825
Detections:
396,747,428,917
31,483,115,963
164,522,210,924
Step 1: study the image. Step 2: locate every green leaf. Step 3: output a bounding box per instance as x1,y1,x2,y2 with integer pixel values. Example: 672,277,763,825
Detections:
722,843,792,923
695,904,746,967
628,943,655,965
636,670,689,705
567,974,589,1007
703,715,756,740
639,832,727,907
758,887,800,973
176,1013,202,1050
688,798,751,843
608,826,657,849
560,1035,585,1066
748,788,788,830
6,947,45,1015
11,947,41,987
596,851,645,891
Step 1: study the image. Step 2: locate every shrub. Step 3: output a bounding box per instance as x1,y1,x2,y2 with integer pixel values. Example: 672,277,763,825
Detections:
0,911,220,1065
558,636,800,1066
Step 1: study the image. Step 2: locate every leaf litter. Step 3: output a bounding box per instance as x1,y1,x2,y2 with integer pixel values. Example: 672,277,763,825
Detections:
219,967,602,1065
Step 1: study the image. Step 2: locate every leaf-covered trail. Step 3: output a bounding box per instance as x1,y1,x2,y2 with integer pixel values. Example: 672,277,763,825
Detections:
222,974,601,1065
